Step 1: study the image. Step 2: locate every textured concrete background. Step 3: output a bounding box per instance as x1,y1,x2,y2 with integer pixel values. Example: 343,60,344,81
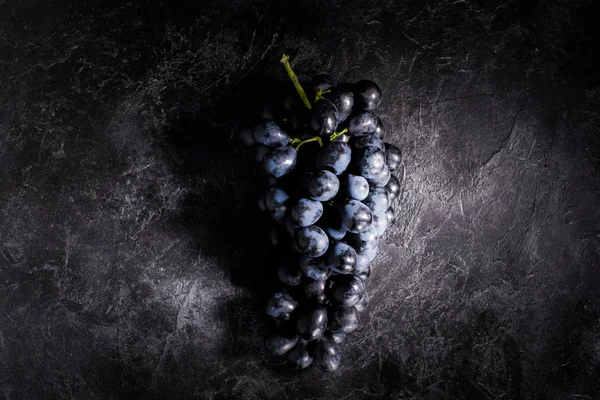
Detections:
1,0,599,398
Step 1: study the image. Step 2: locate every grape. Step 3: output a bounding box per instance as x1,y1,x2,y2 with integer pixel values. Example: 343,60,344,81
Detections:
363,187,390,214
314,337,342,371
355,254,371,281
355,292,369,313
328,332,346,343
252,120,291,147
266,292,299,320
299,257,330,281
367,164,391,188
340,200,372,233
351,135,385,152
311,74,336,95
297,306,328,341
265,333,299,355
316,141,352,175
240,128,255,146
288,341,313,368
362,244,379,262
263,146,297,178
258,195,266,211
384,143,402,171
328,306,359,334
302,278,326,303
308,170,339,201
386,174,401,200
328,274,365,307
353,80,382,111
327,242,358,275
260,103,280,120
324,87,354,123
278,261,303,286
294,225,329,258
371,211,389,237
348,111,377,137
353,146,385,178
285,214,301,237
346,226,378,253
340,174,369,201
386,207,396,225
291,198,324,227
373,117,385,138
310,98,339,136
325,224,347,241
255,145,269,163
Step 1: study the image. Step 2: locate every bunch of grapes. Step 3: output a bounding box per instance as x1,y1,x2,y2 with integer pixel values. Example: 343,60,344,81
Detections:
239,55,402,371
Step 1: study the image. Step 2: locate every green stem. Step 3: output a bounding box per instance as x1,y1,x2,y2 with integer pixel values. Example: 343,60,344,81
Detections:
280,54,312,109
314,89,331,103
292,136,323,151
329,128,348,142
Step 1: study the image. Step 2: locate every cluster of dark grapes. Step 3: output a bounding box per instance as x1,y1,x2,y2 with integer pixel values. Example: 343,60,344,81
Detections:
239,64,402,371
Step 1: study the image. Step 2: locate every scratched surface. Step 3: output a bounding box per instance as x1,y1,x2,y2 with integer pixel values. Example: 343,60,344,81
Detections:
1,1,599,399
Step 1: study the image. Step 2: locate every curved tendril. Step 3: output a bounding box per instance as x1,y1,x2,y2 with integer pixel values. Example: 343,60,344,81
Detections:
280,54,312,110
329,128,348,142
292,136,323,151
314,89,331,103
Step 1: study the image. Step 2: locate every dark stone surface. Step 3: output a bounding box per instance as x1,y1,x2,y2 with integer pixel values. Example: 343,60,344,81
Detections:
1,0,599,398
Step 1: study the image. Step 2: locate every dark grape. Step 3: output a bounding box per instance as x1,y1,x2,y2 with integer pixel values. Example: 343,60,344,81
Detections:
308,170,339,201
314,337,342,371
386,207,396,225
351,135,385,152
266,292,299,320
265,333,299,356
310,98,339,136
263,146,297,178
373,117,385,138
384,143,402,171
328,306,359,334
362,244,379,262
278,261,303,286
288,341,313,369
371,211,389,237
291,198,324,227
255,145,269,163
327,242,358,275
363,187,390,214
311,74,336,95
348,111,377,137
340,200,372,233
252,120,291,147
302,278,327,303
386,174,400,200
353,146,385,178
328,332,346,343
325,224,347,241
316,141,352,175
294,225,329,258
355,292,369,313
285,214,301,237
353,80,382,111
340,174,369,201
355,254,371,281
325,87,354,123
329,274,365,307
297,306,328,341
240,128,255,146
299,257,330,281
346,226,378,253
367,164,391,188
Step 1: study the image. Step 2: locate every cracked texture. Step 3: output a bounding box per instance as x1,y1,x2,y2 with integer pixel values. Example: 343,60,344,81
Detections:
1,0,599,399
